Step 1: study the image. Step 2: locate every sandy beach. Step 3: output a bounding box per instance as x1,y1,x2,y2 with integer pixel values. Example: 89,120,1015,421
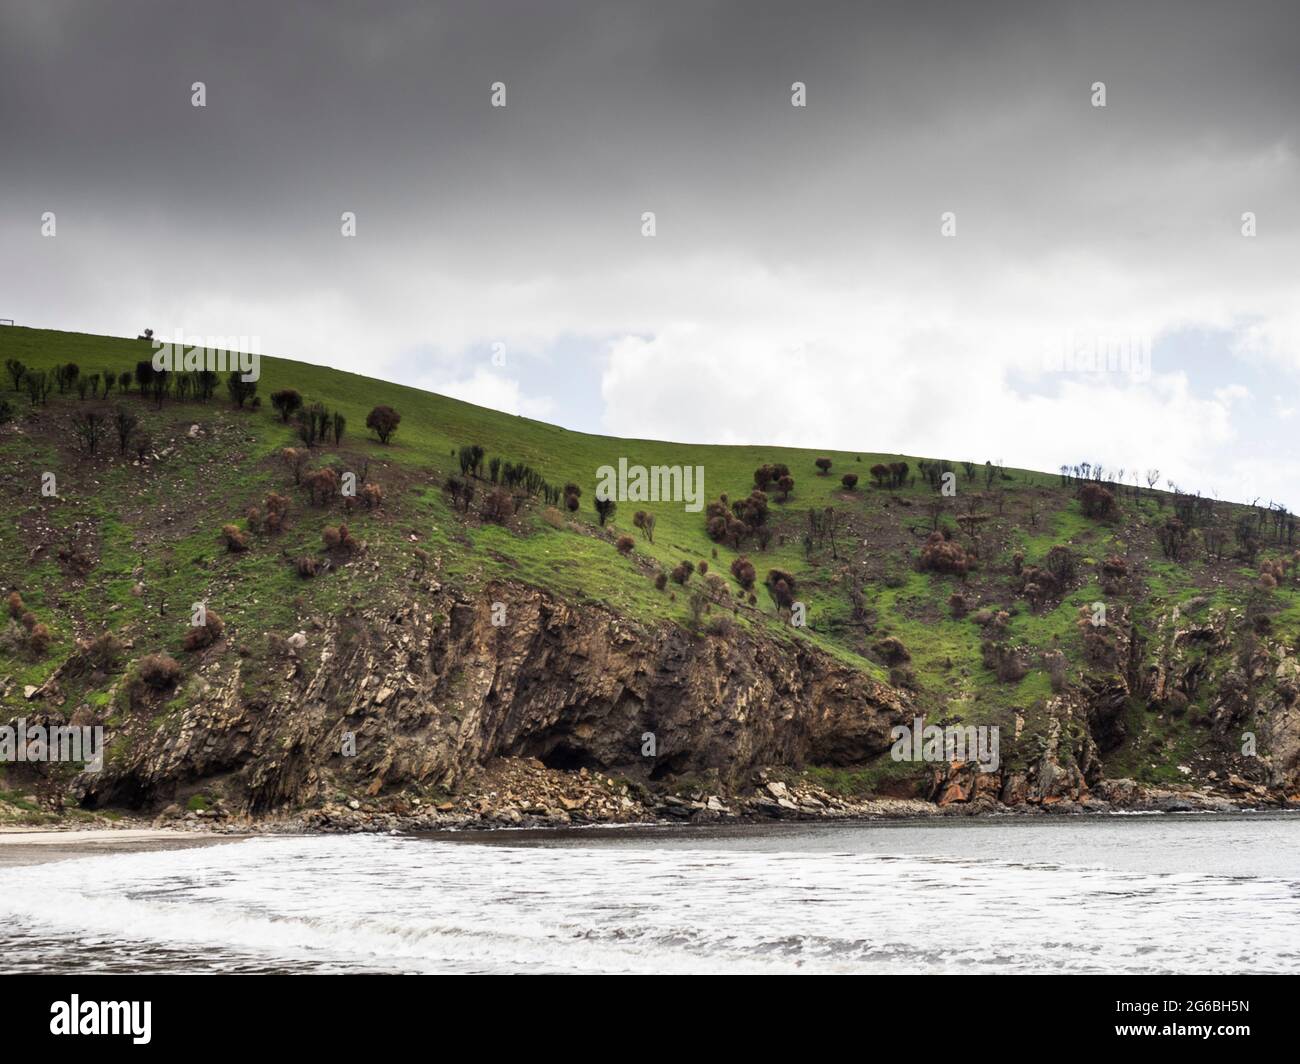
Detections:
0,828,251,868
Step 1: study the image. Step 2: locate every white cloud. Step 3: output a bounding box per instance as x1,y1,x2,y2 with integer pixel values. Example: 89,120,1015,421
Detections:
420,367,555,422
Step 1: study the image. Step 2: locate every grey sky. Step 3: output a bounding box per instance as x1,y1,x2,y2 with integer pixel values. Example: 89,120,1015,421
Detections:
2,0,1297,504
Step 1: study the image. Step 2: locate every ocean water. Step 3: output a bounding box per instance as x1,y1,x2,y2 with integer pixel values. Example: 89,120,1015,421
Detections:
2,813,1298,974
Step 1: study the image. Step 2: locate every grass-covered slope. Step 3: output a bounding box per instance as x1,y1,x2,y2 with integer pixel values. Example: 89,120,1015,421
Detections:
1,324,1297,809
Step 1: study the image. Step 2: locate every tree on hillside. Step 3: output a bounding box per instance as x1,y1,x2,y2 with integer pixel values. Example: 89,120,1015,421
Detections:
24,369,50,405
754,463,789,491
633,510,656,542
457,443,485,476
730,556,756,590
445,475,475,512
1079,482,1116,519
5,359,26,390
815,457,832,476
271,388,303,423
134,360,155,395
226,371,257,408
366,404,401,444
150,368,170,408
195,369,218,401
296,402,331,447
70,407,106,455
54,362,79,395
594,497,617,526
114,406,139,455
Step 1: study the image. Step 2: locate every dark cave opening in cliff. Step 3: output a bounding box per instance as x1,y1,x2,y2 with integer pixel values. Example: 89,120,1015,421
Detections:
537,742,603,772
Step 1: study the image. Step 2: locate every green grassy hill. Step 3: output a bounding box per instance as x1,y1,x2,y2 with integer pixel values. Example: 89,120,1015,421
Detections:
1,324,1297,816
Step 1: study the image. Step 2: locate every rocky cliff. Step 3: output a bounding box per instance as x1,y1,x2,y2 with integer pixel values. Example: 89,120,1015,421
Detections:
69,580,912,816
29,579,1288,828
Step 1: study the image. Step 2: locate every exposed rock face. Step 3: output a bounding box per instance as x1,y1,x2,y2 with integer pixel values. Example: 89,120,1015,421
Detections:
79,581,913,814
35,586,1300,822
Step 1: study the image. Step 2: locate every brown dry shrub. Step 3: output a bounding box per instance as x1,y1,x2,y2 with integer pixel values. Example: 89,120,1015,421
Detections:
481,488,514,525
136,653,182,690
81,630,124,670
304,467,339,506
875,636,911,665
221,524,249,552
918,532,971,576
183,609,225,652
28,622,52,656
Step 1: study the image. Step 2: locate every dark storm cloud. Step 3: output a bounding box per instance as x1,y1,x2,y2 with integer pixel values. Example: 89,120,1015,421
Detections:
4,0,1296,244
1,0,1298,502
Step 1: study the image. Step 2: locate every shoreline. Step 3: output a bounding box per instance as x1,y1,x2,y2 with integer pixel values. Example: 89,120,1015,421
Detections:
0,828,251,868
1,802,1298,868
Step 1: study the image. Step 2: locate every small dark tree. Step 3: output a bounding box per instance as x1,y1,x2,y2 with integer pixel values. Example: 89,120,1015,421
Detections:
815,457,832,476
367,405,401,444
458,443,485,476
271,388,303,423
594,497,617,526
331,411,346,445
766,569,797,609
730,556,756,590
226,371,257,408
632,510,656,542
55,362,79,394
24,369,51,406
445,475,475,512
4,359,25,390
70,407,106,454
195,369,218,401
841,473,858,490
150,368,170,408
296,402,330,447
114,406,139,455
134,360,155,395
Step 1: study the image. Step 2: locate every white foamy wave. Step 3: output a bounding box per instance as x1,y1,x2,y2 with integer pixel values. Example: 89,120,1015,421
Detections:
1,825,1298,974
